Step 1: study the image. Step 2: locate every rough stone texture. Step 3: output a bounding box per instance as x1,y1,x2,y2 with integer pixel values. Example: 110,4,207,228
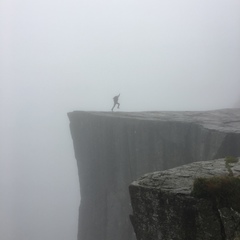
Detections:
129,159,240,240
67,108,240,240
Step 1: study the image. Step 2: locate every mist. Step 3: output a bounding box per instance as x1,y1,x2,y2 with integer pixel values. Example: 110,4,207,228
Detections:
0,0,240,239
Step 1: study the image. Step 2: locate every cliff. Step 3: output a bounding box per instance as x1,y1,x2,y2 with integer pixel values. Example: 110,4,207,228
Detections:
129,158,240,240
68,108,240,240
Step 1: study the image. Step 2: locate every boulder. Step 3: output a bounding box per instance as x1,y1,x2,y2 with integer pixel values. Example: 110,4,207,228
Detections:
129,158,240,240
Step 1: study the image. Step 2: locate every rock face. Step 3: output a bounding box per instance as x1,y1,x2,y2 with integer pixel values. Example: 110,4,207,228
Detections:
68,108,240,240
129,158,240,240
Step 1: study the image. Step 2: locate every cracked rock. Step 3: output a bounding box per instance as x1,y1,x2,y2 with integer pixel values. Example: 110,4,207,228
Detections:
129,158,240,240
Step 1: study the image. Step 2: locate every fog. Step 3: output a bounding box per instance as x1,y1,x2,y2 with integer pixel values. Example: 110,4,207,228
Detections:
0,0,239,239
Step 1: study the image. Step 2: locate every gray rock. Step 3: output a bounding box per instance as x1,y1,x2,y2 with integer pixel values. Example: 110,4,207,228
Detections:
129,159,240,240
67,108,240,240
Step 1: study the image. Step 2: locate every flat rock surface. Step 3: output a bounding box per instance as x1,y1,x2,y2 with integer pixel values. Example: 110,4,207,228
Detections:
70,108,240,133
132,158,240,194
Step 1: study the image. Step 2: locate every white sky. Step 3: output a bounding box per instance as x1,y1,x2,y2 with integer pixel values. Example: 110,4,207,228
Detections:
0,0,240,239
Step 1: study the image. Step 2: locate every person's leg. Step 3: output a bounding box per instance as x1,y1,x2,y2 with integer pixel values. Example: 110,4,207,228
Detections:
111,103,116,111
117,103,120,109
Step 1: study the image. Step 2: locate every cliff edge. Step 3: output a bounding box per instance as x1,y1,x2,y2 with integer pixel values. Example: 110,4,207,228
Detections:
68,108,240,240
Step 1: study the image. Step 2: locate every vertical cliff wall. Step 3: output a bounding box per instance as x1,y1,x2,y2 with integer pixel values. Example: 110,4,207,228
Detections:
68,109,240,240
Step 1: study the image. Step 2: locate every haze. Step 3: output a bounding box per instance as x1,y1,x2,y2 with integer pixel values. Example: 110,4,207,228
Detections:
0,0,240,240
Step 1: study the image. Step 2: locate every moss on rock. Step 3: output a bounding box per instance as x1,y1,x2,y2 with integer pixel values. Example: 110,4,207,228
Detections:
192,176,240,212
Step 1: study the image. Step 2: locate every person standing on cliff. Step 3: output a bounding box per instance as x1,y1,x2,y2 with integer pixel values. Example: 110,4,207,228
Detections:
111,94,120,111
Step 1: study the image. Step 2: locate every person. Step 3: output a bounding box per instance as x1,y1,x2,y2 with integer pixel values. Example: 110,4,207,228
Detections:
111,94,120,111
